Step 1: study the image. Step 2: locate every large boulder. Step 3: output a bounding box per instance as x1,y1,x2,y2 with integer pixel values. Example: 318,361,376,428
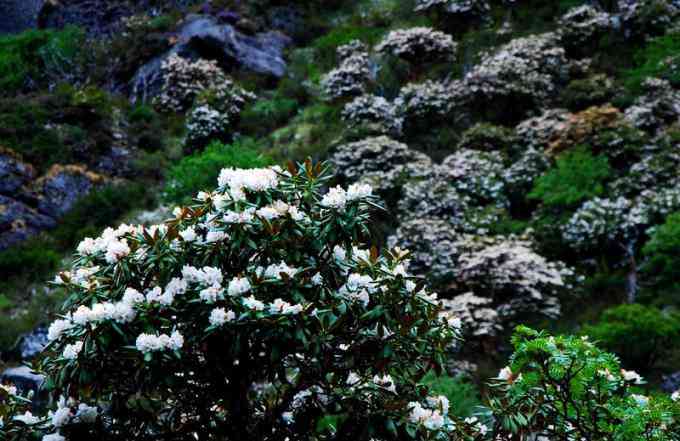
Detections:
0,195,56,249
31,164,105,219
131,15,291,102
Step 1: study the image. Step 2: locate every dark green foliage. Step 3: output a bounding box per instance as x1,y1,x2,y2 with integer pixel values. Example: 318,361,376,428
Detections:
529,147,612,209
267,103,344,161
489,326,680,440
163,139,273,204
559,75,616,112
127,104,166,152
0,241,61,279
582,304,680,370
311,26,386,71
642,212,680,295
0,86,114,171
0,26,85,94
625,32,680,94
240,96,299,137
457,123,517,153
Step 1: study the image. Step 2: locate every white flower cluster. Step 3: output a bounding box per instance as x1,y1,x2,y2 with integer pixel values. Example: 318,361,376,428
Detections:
342,94,403,136
375,27,458,63
407,395,451,431
394,80,455,123
186,104,231,142
218,166,281,197
14,396,99,441
155,54,230,112
414,0,491,18
135,331,184,353
321,40,373,100
76,224,139,264
338,273,377,306
320,184,373,210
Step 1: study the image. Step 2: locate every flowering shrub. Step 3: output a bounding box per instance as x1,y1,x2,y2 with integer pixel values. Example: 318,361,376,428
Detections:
394,81,455,125
414,0,491,18
562,196,640,250
387,218,467,284
185,82,256,145
329,136,433,197
488,326,680,440
439,149,507,207
154,55,231,113
36,161,486,440
442,237,576,338
342,94,403,136
454,33,570,115
321,41,373,100
558,5,613,50
375,28,457,64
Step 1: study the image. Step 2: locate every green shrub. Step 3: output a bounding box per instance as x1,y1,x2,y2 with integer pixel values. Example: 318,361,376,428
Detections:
489,326,680,440
529,146,612,208
311,26,386,71
0,241,61,280
240,96,299,136
0,26,85,94
0,87,114,171
163,139,273,204
421,371,481,418
642,212,680,294
559,75,615,111
625,32,680,94
581,304,680,370
128,104,166,152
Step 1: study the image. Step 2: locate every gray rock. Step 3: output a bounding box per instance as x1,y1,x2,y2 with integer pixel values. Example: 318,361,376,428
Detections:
33,165,103,218
0,195,56,249
131,15,291,102
1,366,44,397
662,371,680,393
0,149,35,195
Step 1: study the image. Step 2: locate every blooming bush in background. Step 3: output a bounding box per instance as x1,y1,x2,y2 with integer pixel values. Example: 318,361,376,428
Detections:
375,28,457,64
321,40,373,100
35,161,486,440
155,54,231,112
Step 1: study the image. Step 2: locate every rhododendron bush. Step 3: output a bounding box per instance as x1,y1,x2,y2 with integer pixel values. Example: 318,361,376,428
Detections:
26,161,484,440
